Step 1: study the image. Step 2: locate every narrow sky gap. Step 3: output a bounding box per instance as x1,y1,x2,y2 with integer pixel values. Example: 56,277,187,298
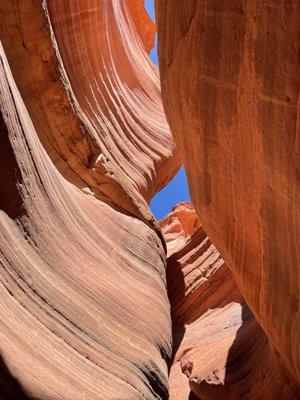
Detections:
145,0,191,219
150,167,191,220
144,0,158,65
144,0,155,22
150,34,158,65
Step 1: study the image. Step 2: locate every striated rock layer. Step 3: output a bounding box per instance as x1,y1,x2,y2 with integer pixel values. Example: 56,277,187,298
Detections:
162,203,299,399
0,42,172,400
0,1,181,399
0,0,180,222
0,0,299,399
157,0,300,388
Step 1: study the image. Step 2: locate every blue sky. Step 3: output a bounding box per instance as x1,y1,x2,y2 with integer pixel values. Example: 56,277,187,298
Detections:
144,0,191,220
150,167,191,220
145,0,158,65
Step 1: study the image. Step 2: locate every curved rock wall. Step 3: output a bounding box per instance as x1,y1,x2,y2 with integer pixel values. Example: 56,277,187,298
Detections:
0,0,180,221
0,0,299,398
156,0,300,385
0,1,181,398
0,40,171,400
162,203,299,399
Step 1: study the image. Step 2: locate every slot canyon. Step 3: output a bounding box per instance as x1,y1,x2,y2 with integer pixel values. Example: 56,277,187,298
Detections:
0,1,299,399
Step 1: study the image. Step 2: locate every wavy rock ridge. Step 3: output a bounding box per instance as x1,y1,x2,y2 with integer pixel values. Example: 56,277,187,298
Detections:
0,1,179,398
0,0,180,221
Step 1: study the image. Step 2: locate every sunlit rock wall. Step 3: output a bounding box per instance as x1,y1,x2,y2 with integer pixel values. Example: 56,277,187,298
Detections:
157,0,300,387
0,0,299,399
0,1,180,399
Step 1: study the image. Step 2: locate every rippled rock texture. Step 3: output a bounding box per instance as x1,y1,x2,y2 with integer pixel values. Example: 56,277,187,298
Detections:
162,203,299,399
157,0,300,395
0,1,180,399
0,0,299,399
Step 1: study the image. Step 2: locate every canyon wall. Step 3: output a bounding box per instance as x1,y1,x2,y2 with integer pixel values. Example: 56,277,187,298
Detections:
0,1,180,398
0,0,299,399
0,0,180,219
162,203,299,399
157,0,300,387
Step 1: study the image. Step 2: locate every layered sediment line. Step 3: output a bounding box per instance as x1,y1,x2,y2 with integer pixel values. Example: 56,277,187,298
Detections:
162,203,299,399
0,0,180,222
0,0,299,398
0,1,181,398
0,40,172,399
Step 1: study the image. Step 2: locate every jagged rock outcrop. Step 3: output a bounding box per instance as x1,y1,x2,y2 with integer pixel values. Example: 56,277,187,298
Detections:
157,0,300,389
162,203,299,399
0,1,181,399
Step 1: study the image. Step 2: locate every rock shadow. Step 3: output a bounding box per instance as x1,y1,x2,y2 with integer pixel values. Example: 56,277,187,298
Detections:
0,113,26,220
0,354,39,400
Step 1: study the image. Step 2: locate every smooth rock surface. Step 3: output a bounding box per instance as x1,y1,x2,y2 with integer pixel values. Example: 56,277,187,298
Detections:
157,0,300,386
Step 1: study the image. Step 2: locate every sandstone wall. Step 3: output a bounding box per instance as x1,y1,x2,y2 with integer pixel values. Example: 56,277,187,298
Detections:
0,1,181,398
157,0,300,385
162,203,299,399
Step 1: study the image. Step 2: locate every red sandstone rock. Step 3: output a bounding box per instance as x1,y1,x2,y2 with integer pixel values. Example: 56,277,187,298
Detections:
0,41,172,399
0,0,299,399
160,202,200,256
161,203,299,399
0,1,181,398
157,0,300,391
0,0,180,222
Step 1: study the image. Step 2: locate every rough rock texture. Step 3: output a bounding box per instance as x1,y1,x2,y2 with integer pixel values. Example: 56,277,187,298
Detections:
157,0,300,388
162,203,299,399
0,1,181,399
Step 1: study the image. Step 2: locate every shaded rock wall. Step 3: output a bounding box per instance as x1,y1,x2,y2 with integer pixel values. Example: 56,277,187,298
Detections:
0,0,299,399
157,0,300,385
162,203,299,399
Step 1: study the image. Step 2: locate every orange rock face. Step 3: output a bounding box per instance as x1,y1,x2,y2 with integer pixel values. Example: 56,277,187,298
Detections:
0,44,173,399
0,1,180,399
0,0,180,221
157,0,300,389
162,203,299,399
0,0,299,399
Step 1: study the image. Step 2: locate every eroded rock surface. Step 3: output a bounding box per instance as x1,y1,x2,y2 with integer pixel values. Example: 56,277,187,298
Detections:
0,0,299,399
157,0,300,388
0,0,180,221
162,203,299,399
0,1,181,399
0,40,173,399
